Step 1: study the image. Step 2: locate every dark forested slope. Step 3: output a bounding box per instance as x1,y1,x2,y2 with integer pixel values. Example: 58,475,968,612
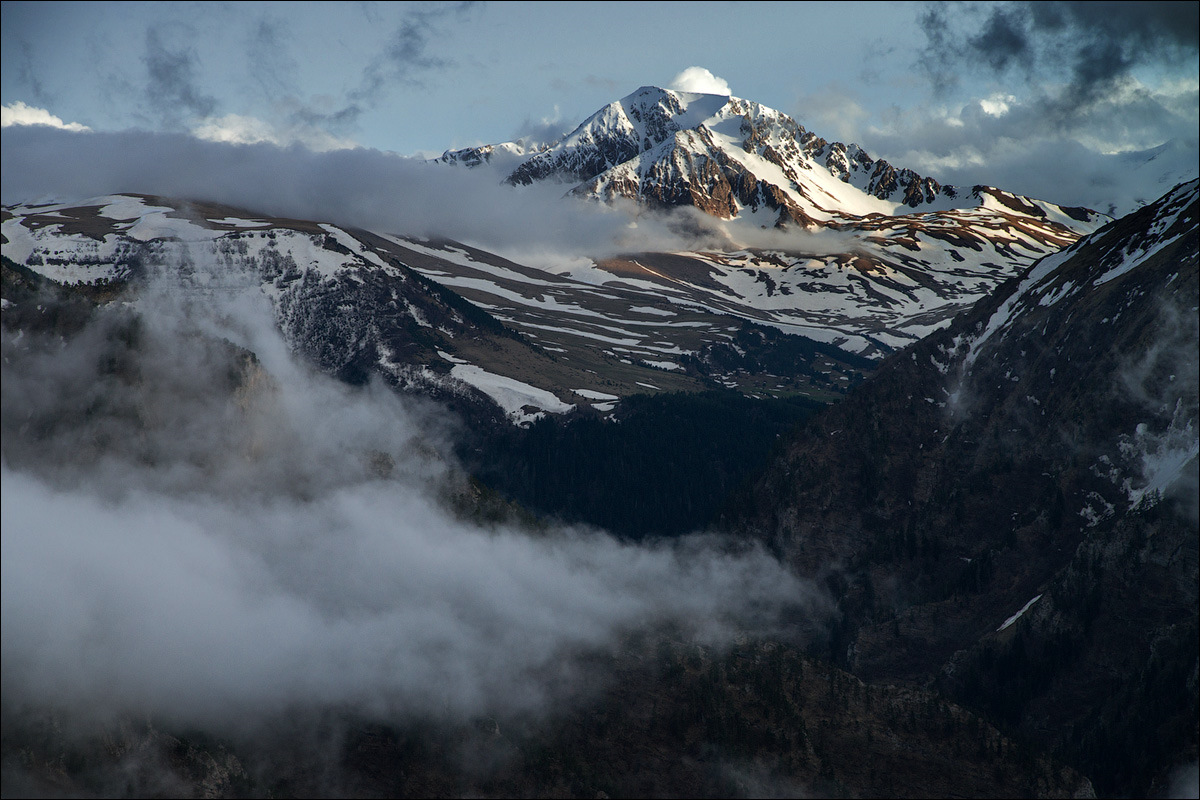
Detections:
726,181,1199,796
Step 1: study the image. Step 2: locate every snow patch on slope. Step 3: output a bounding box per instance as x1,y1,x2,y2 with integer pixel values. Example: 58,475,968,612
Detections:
997,594,1043,632
450,364,573,426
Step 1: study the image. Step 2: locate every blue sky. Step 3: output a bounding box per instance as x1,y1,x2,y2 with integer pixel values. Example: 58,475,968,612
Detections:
1,2,951,154
2,1,1197,215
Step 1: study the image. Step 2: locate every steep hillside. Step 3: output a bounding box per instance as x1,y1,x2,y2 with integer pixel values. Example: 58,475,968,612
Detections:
1,195,716,422
0,194,880,416
1,196,844,539
728,180,1199,795
2,635,1094,799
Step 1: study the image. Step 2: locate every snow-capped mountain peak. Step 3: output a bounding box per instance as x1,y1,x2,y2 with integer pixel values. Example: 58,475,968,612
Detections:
442,85,983,227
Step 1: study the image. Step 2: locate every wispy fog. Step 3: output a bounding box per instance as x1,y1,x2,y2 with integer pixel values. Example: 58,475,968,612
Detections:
0,251,821,734
1116,297,1200,520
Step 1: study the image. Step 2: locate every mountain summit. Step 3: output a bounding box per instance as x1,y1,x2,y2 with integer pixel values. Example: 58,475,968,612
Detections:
440,86,1090,228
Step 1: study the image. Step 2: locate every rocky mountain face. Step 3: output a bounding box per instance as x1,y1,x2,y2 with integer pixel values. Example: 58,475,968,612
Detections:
434,138,549,171
577,184,1103,357
439,86,1097,228
1,195,699,426
6,187,1105,427
0,195,871,419
727,179,1199,796
439,86,961,225
433,85,1109,368
2,86,1116,430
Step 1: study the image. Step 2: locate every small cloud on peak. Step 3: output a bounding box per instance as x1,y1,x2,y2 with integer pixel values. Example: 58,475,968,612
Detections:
668,67,732,96
1,101,90,132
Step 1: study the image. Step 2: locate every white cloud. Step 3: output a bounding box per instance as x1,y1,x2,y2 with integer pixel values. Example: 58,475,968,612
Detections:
851,76,1200,215
979,93,1015,117
190,113,277,145
0,262,819,729
668,67,732,96
0,101,90,132
191,113,358,152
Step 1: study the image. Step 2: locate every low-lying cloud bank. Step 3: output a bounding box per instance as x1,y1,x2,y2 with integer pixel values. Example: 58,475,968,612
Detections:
0,261,821,734
0,125,602,248
0,125,862,260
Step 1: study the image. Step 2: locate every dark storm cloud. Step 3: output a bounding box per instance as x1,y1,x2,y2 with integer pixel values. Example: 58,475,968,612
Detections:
142,26,219,127
866,1,1200,211
0,3,79,110
967,6,1032,74
360,2,478,94
920,1,1199,106
862,103,1197,214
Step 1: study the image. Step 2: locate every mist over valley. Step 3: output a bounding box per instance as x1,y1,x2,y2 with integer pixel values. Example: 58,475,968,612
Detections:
2,3,1198,797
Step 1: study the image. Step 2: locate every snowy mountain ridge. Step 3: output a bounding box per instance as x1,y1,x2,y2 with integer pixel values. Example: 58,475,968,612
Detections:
438,86,1100,229
0,88,1130,428
1,173,1112,427
954,178,1199,372
0,196,581,426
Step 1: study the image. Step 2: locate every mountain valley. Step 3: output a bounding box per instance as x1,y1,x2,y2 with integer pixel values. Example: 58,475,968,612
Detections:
2,82,1197,799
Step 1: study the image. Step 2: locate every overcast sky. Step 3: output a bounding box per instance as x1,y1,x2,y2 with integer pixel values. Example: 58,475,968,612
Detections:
2,1,1198,213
